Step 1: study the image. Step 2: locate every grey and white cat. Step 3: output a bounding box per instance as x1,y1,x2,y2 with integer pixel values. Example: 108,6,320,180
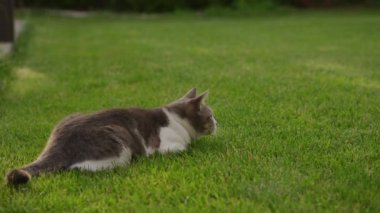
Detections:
6,88,217,185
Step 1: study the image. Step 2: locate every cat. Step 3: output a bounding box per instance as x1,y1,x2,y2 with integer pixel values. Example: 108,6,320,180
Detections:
6,88,217,185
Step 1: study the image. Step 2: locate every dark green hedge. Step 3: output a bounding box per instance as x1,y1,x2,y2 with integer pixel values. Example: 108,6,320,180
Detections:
15,0,233,12
289,0,378,7
15,0,378,12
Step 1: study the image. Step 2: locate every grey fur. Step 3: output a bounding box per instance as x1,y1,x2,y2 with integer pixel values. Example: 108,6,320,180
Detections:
6,88,216,185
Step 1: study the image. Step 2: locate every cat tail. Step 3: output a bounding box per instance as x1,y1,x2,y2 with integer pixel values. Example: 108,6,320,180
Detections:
6,157,64,186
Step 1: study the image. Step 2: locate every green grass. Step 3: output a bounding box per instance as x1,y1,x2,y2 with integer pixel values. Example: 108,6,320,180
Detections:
1,10,380,211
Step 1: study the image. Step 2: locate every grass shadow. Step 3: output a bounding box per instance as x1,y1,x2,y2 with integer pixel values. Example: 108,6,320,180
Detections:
12,22,34,63
0,22,34,114
0,60,12,99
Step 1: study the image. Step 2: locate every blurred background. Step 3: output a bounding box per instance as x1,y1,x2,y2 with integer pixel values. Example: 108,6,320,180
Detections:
1,0,380,212
13,0,380,12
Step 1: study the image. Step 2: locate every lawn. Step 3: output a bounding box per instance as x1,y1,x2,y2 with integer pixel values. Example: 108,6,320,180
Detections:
1,10,380,211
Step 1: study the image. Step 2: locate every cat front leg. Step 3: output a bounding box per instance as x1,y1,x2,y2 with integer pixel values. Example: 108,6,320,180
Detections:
158,140,187,154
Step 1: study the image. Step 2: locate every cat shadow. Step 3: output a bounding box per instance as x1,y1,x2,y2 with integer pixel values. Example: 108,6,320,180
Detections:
187,135,227,155
5,135,226,190
5,182,32,192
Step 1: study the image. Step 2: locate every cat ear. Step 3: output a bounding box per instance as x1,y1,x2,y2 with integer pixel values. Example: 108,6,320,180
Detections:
169,88,197,105
183,88,197,99
188,90,208,110
197,90,209,103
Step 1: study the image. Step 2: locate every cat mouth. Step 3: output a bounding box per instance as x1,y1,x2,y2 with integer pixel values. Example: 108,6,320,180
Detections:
210,118,217,135
208,125,217,135
211,127,217,135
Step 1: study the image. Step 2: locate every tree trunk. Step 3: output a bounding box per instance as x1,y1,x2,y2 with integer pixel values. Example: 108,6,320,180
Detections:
0,0,14,42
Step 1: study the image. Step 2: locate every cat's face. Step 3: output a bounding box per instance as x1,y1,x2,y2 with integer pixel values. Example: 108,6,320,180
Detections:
168,88,217,136
195,104,217,135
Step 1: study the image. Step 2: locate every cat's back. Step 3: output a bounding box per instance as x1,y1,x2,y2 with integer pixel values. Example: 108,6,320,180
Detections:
55,107,168,134
56,108,141,130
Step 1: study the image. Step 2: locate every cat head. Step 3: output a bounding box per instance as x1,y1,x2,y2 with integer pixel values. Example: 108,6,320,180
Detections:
167,88,217,137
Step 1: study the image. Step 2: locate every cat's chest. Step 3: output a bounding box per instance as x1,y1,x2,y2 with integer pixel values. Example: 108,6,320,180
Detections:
156,122,191,154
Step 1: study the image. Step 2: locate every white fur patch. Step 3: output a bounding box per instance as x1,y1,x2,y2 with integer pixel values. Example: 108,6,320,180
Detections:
70,147,132,171
158,108,195,154
145,146,155,156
